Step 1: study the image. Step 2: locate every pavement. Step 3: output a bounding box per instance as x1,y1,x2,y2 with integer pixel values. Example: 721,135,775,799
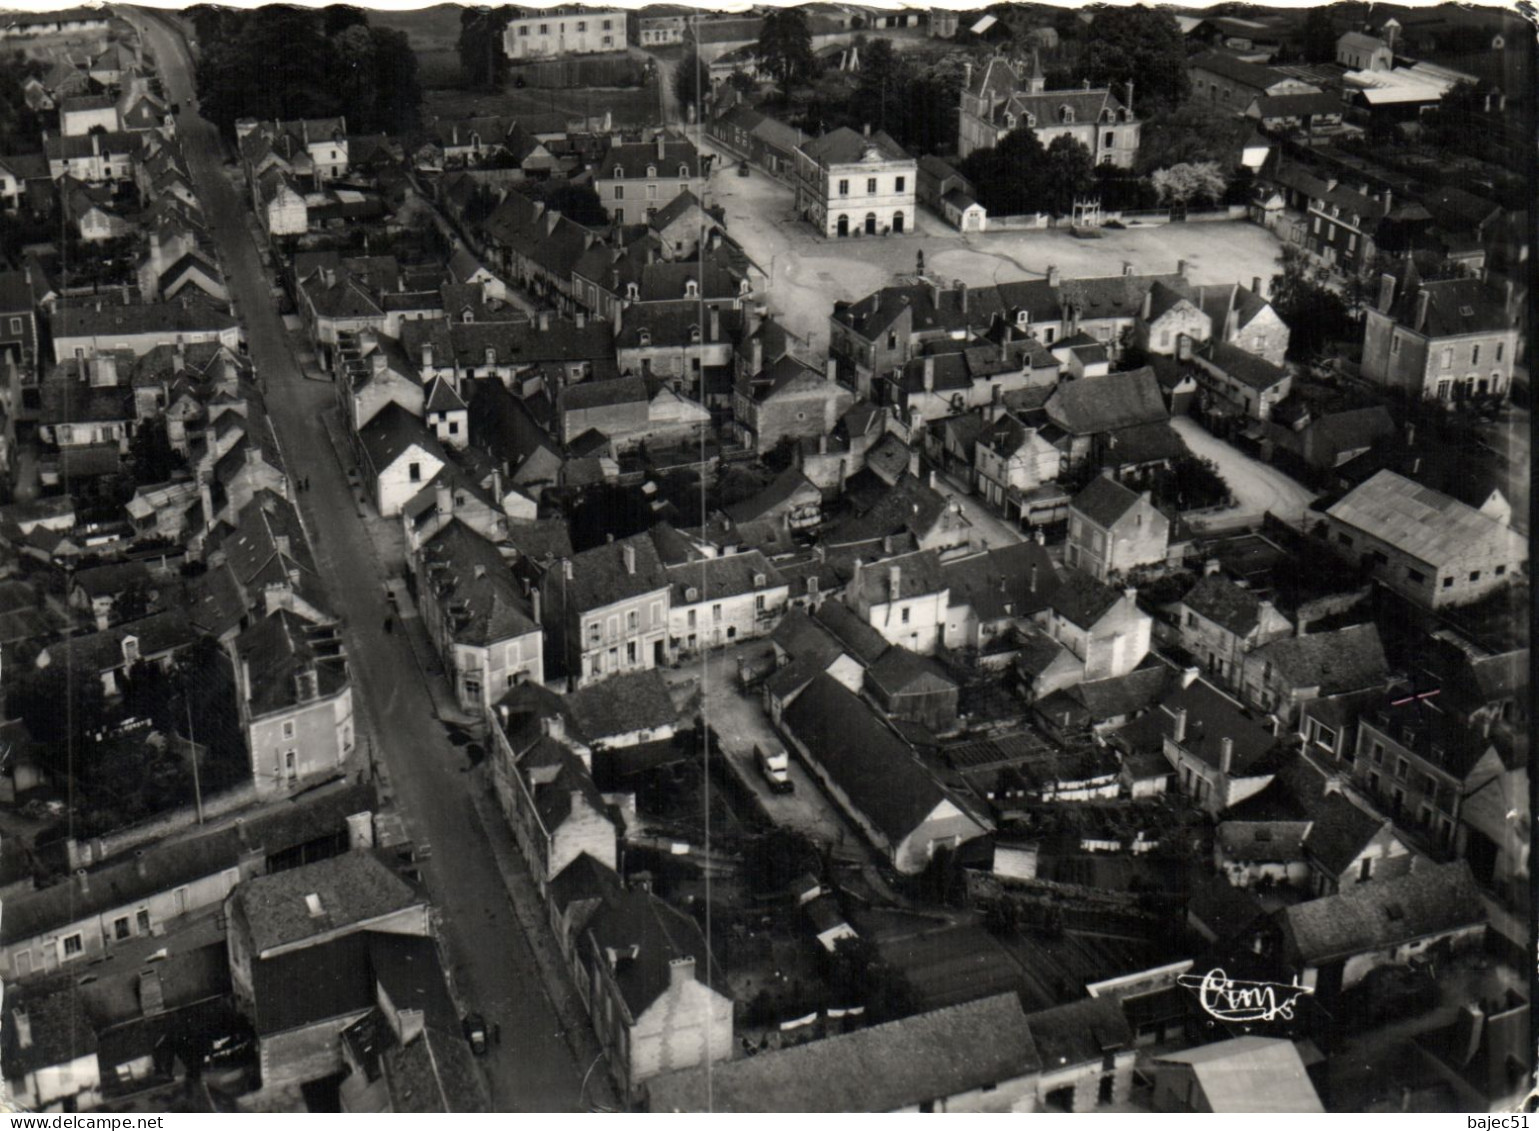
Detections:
1169,415,1317,528
699,142,1286,357
658,642,868,851
933,468,1024,549
132,12,600,1112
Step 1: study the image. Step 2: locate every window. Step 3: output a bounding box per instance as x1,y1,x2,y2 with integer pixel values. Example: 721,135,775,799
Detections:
1496,342,1504,362
114,916,130,940
895,175,905,192
1372,741,1384,764
1337,531,1354,548
1186,611,1197,628
647,183,658,200
577,20,586,30
7,316,19,335
627,610,639,632
1104,131,1114,147
900,607,910,624
613,185,624,200
137,909,150,933
626,641,637,663
449,420,459,435
1442,576,1453,589
518,25,528,36
1396,758,1409,781
1391,335,1400,355
603,18,612,29
1471,344,1480,365
602,35,613,46
838,179,849,196
712,604,723,623
687,609,697,628
63,933,83,958
1358,857,1372,881
1313,216,1320,235
679,164,689,178
1469,570,1481,582
1495,564,1506,576
539,23,548,34
755,594,766,613
588,621,602,644
408,462,422,483
1441,347,1453,370
281,719,296,740
867,177,877,194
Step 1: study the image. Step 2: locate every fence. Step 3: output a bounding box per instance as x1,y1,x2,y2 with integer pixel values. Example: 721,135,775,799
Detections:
65,780,263,869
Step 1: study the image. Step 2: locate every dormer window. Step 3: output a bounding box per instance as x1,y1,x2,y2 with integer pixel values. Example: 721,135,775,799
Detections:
1024,112,1036,128
462,309,474,323
686,586,699,602
1099,108,1112,123
1059,105,1074,123
638,328,651,346
646,164,657,178
485,347,496,365
613,166,624,179
122,636,140,664
1017,310,1030,326
685,280,699,298
753,573,766,588
689,324,701,343
1003,112,1015,129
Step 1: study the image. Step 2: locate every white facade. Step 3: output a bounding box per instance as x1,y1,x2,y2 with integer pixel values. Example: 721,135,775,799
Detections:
504,9,624,59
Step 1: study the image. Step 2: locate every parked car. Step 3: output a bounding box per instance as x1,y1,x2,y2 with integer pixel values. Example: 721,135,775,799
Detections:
463,1012,488,1056
755,743,793,794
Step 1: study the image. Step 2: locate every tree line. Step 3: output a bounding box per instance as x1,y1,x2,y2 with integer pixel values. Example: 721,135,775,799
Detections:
191,4,421,138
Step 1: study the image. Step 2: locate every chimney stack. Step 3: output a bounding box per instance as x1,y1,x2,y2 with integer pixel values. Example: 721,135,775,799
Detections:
656,132,666,161
622,543,636,575
562,558,574,581
1414,288,1430,332
923,355,935,393
1456,1003,1485,1066
436,481,453,518
668,955,696,987
421,341,433,370
575,310,586,329
1171,707,1188,743
1204,558,1221,576
709,305,720,342
825,356,837,384
1177,258,1189,279
538,310,551,332
1122,261,1134,277
1181,666,1200,688
888,565,901,602
1251,276,1262,296
1046,265,1061,288
1140,288,1153,321
1029,563,1038,593
1219,736,1235,774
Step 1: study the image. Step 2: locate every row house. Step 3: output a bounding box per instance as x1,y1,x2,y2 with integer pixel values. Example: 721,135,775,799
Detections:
665,550,788,656
592,132,703,224
233,610,354,795
236,116,349,188
1324,470,1526,610
0,783,378,983
51,297,240,360
1361,264,1518,402
479,191,598,311
1175,566,1293,686
844,549,948,655
503,7,625,58
1192,341,1292,421
540,532,671,688
1187,51,1321,111
1064,473,1170,582
616,299,740,385
414,518,544,713
356,403,449,518
403,313,617,394
707,103,803,183
1239,622,1390,726
973,409,1067,514
43,130,135,183
732,340,853,454
883,338,1059,426
1035,570,1151,683
792,125,916,238
958,54,1140,168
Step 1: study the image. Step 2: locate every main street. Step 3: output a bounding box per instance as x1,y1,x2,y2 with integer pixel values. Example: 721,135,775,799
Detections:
131,12,590,1111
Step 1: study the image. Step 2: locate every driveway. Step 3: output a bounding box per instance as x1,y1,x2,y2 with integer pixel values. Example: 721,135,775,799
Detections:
660,642,870,853
133,12,595,1112
1169,416,1317,527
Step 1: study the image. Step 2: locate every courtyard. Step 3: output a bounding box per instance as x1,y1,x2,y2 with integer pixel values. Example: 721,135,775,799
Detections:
698,139,1288,355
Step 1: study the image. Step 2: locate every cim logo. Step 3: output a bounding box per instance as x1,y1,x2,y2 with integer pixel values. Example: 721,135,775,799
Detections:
1176,968,1315,1023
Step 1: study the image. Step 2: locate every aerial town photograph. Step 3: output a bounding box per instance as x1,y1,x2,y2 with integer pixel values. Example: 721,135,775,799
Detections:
0,0,1528,1115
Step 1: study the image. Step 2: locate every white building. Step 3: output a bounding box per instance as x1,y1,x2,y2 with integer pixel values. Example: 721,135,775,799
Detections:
793,126,916,239
504,7,625,59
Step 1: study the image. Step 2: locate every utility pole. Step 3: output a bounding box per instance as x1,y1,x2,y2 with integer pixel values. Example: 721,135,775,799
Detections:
185,693,204,825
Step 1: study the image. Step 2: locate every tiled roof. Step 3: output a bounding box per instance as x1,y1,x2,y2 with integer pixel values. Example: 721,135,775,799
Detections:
1250,623,1388,697
1303,791,1391,877
234,850,423,957
581,888,723,1017
799,126,909,167
53,297,236,341
566,667,678,742
561,531,669,612
648,993,1040,1111
1181,572,1267,637
1190,50,1297,91
1282,860,1484,964
1070,474,1143,529
1048,569,1123,630
782,673,972,843
1023,994,1133,1066
1153,677,1281,777
1382,276,1510,337
1,982,97,1077
1326,470,1526,569
419,519,537,646
1153,1037,1323,1112
597,136,702,180
357,402,446,476
667,549,783,605
845,548,946,608
1202,341,1288,391
1045,367,1167,435
235,610,348,716
941,542,1060,622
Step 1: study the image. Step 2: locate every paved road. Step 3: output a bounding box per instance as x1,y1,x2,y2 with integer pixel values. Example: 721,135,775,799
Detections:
933,468,1024,550
133,13,590,1112
1169,416,1317,526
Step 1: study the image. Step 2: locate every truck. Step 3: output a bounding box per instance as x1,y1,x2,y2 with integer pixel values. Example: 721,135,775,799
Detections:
755,742,793,794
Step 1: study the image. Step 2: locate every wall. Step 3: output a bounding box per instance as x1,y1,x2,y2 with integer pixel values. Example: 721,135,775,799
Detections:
628,975,734,1092
504,11,624,59
248,688,353,796
374,444,444,517
892,799,983,874
20,1054,102,1112
550,794,619,885
861,589,948,654
1324,513,1522,609
259,1013,370,1092
669,586,788,655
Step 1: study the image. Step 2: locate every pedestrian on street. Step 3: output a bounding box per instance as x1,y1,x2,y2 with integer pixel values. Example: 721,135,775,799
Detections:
384,615,394,635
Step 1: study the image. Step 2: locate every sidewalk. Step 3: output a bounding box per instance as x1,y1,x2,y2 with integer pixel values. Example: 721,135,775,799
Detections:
467,764,619,1112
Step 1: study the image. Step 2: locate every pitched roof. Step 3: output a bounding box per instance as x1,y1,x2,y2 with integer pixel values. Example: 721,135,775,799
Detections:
561,531,669,612
1250,623,1387,696
419,519,537,646
1023,994,1134,1066
647,993,1040,1111
2,983,97,1076
42,609,195,676
1326,471,1525,569
52,297,237,341
1137,676,1281,777
1070,474,1144,529
1303,791,1392,877
812,599,892,666
1046,367,1167,435
233,851,423,957
781,674,975,844
1190,50,1298,91
1181,572,1268,637
1047,569,1123,630
582,887,723,1017
250,930,374,1035
1154,1037,1324,1112
845,548,945,609
565,668,678,742
234,609,348,716
667,549,783,605
1282,860,1485,964
357,401,446,475
941,542,1060,622
597,135,702,179
1202,341,1289,391
799,126,909,167
1382,276,1510,337
1251,91,1347,118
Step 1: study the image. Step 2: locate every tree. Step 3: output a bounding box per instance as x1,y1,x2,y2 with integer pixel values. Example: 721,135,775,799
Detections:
1039,134,1096,215
1084,6,1189,114
195,6,337,135
1135,103,1243,176
756,7,816,98
519,178,608,227
1151,161,1227,207
367,27,422,135
739,827,821,895
1270,245,1352,360
853,38,908,135
960,124,1046,216
458,6,514,91
8,664,109,755
1301,8,1338,64
324,5,370,36
673,47,704,115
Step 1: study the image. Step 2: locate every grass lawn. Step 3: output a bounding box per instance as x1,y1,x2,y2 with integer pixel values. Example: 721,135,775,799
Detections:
423,84,661,127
